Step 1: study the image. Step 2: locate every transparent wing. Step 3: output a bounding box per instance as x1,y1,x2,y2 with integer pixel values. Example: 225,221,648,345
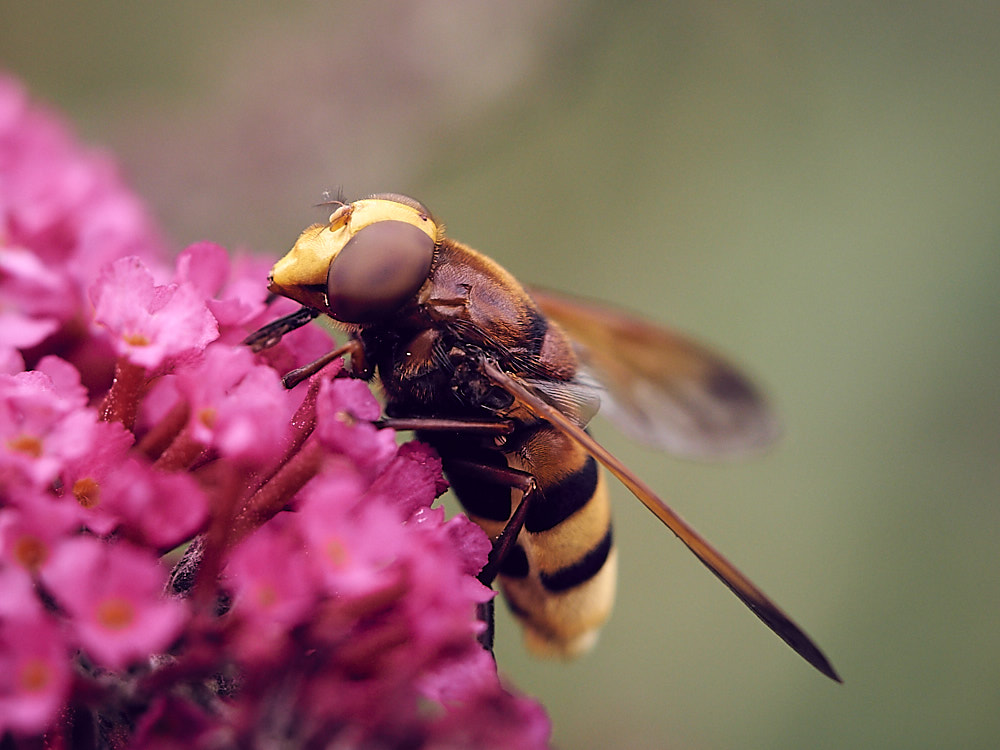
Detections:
521,372,602,428
528,286,780,458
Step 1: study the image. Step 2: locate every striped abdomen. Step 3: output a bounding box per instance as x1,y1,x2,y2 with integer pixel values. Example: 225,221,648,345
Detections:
429,422,617,658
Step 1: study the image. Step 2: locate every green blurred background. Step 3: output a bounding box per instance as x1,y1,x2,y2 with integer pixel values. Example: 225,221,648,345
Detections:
4,2,999,747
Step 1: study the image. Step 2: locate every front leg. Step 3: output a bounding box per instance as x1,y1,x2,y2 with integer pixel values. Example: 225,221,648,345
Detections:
243,304,319,351
281,335,371,387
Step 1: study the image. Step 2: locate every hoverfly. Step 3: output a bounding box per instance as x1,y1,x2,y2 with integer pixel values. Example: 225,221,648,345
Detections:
245,193,840,682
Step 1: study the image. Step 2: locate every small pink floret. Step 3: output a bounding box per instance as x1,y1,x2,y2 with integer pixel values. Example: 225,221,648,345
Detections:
43,538,186,671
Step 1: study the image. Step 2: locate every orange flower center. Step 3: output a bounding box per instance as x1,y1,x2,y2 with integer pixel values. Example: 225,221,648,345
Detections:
73,477,101,508
19,658,52,692
97,597,136,630
7,434,43,457
198,407,217,429
256,583,278,608
123,332,150,346
13,535,47,571
326,538,349,567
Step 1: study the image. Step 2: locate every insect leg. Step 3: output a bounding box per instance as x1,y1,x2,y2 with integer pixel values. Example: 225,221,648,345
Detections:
477,597,495,653
244,310,372,386
448,461,536,654
436,459,537,655
370,413,538,655
417,460,538,587
281,337,371,387
375,417,513,436
243,305,319,351
377,415,531,582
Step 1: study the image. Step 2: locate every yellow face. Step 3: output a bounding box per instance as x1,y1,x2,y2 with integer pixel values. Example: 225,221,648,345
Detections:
268,197,440,317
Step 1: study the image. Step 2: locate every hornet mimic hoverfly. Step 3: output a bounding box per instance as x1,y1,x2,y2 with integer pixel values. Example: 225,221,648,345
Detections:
245,193,841,682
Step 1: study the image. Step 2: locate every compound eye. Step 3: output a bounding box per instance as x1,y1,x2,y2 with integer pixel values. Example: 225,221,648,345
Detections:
326,220,434,323
366,193,430,216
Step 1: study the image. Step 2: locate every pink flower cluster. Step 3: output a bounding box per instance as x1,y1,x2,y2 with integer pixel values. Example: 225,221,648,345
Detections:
0,73,550,748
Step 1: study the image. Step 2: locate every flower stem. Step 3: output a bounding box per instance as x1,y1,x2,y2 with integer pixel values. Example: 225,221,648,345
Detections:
99,358,147,430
